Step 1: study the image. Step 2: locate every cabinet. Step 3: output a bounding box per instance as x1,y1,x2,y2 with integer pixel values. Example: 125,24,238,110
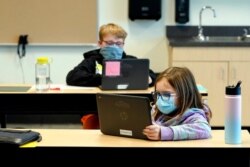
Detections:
169,47,250,126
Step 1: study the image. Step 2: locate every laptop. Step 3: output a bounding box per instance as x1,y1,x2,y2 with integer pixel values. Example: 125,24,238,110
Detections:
0,86,31,92
96,93,152,140
100,59,149,90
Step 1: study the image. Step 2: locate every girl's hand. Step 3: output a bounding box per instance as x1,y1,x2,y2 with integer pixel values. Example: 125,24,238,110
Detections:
143,124,161,140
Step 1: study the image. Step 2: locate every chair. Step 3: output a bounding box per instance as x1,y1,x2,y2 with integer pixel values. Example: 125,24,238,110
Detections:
81,114,100,129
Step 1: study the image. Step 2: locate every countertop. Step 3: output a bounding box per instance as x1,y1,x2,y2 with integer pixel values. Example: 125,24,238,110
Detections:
167,26,250,47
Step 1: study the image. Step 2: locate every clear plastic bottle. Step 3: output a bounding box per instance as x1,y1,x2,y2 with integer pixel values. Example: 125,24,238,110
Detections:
35,57,50,92
225,80,242,144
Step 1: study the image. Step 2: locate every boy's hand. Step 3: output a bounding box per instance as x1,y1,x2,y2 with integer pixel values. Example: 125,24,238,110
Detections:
148,76,152,84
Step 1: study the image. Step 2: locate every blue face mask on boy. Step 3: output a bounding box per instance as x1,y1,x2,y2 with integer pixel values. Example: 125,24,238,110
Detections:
156,96,177,115
100,45,123,60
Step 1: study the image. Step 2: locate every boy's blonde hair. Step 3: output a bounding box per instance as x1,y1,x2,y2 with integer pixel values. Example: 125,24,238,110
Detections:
99,23,127,41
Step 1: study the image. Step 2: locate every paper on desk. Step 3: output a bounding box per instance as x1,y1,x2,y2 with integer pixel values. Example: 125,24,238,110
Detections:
197,84,207,93
19,141,38,148
32,84,96,90
55,84,96,90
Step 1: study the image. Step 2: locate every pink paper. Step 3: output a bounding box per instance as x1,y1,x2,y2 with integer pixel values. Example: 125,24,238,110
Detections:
105,61,121,76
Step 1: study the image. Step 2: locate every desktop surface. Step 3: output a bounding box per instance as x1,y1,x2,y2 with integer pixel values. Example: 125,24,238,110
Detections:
32,129,250,148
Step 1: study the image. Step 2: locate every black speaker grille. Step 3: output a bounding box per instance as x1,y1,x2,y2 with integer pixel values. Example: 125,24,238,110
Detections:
129,0,162,21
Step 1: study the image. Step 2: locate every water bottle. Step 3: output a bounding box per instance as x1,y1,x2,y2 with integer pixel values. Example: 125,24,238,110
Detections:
225,80,242,144
35,57,50,92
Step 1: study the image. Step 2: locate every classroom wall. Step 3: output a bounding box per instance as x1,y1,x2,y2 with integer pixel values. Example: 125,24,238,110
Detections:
0,0,250,84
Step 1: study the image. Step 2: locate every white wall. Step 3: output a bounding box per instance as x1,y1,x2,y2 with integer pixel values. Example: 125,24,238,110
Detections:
1,0,250,84
0,45,97,84
187,0,250,26
98,0,168,76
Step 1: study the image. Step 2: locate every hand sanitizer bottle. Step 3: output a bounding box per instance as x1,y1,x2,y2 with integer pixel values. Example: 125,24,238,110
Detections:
35,57,50,92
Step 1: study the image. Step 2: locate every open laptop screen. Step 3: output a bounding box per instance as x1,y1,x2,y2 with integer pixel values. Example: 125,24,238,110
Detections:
96,93,152,140
101,59,149,90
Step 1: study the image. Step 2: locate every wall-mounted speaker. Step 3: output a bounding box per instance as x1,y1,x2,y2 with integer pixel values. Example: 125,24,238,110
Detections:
175,0,189,24
129,0,162,21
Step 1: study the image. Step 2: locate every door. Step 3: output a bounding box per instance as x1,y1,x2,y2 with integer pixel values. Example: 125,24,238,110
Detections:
229,62,250,126
173,61,228,126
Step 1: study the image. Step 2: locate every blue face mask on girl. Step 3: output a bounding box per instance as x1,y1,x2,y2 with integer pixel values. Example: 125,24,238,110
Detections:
100,45,123,60
156,94,177,115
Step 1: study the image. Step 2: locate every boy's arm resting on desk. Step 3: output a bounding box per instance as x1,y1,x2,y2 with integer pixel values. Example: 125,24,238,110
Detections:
66,58,102,87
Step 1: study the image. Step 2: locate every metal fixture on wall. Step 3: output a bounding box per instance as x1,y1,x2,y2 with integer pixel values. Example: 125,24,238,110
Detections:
197,6,216,41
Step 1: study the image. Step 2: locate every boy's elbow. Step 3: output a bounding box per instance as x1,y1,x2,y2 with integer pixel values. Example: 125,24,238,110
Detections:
66,79,73,86
66,75,76,86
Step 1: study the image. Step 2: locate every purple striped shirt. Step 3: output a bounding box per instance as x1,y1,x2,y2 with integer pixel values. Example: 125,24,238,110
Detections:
152,106,212,140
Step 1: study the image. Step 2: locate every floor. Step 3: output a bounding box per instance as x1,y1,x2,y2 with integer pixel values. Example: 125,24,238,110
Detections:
5,114,83,129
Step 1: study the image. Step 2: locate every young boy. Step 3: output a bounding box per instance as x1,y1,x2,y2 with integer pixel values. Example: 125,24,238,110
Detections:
66,23,156,87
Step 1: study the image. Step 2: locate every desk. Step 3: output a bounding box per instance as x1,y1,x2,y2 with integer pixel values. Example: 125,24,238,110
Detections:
3,129,250,165
0,85,155,128
0,84,208,128
36,129,250,147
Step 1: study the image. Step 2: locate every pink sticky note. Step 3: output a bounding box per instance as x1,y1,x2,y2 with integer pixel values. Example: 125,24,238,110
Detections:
105,61,121,76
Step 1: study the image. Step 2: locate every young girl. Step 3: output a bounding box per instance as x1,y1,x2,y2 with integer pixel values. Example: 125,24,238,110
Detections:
143,67,212,141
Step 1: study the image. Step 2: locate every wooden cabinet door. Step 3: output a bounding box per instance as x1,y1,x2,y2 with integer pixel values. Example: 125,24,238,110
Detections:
229,62,250,126
172,61,228,126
